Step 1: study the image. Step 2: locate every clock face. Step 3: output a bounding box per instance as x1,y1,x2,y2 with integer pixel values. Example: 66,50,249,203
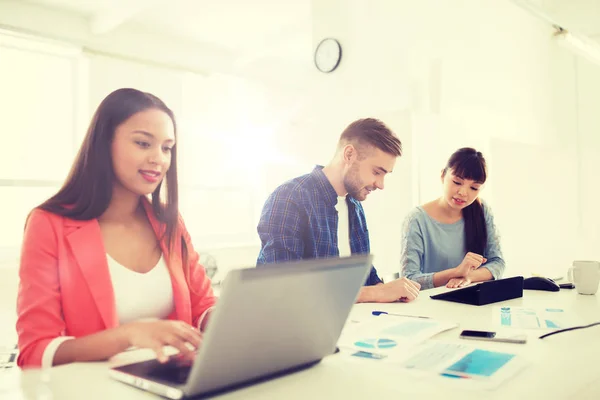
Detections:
314,38,342,73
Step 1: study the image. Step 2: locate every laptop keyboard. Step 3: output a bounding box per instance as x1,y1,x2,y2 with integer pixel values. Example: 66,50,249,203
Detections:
145,356,193,385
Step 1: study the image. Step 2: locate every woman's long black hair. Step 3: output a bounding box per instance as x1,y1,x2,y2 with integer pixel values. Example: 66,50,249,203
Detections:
443,148,488,255
38,88,180,251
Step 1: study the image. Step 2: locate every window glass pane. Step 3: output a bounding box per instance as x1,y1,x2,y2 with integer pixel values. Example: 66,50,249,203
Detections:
0,46,76,180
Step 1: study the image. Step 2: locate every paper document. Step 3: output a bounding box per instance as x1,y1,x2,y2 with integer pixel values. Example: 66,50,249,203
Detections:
401,342,516,376
494,306,574,329
338,314,457,353
342,339,526,390
396,342,526,389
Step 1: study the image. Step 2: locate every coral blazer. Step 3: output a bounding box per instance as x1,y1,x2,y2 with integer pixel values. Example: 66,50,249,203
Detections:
16,200,216,368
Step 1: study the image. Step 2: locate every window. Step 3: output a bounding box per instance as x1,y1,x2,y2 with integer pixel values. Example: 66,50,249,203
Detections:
0,32,83,265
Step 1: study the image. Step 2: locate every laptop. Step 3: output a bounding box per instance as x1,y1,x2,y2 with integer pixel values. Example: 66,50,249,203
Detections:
109,255,373,399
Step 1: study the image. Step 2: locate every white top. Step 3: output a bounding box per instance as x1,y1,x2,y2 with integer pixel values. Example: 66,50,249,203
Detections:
106,254,174,325
335,196,351,257
41,254,175,368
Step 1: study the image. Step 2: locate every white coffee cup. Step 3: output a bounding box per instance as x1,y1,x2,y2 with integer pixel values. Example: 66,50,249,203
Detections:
567,260,600,295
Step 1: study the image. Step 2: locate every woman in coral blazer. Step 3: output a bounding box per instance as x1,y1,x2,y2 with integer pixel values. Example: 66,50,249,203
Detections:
17,88,216,368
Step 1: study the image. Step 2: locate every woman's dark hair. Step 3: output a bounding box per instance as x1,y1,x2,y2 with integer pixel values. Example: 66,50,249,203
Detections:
443,147,488,255
38,88,180,251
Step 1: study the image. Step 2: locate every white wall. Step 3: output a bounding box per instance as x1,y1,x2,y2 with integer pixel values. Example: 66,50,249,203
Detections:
576,58,600,261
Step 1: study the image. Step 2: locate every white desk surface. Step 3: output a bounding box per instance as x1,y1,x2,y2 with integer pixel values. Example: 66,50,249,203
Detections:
2,286,600,400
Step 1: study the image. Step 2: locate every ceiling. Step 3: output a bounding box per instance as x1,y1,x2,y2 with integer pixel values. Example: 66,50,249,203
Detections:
22,0,313,65
21,0,600,60
11,0,600,98
542,0,600,38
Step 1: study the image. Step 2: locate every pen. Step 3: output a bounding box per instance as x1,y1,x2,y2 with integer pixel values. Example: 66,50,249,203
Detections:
372,311,431,319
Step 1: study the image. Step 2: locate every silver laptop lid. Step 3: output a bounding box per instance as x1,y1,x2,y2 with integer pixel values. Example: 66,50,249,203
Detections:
184,254,373,396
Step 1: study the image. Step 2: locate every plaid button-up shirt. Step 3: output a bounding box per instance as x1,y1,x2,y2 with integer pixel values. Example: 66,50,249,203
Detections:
256,166,382,286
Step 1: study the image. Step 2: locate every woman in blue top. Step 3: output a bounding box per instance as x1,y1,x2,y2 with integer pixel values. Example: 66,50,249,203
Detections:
401,148,505,289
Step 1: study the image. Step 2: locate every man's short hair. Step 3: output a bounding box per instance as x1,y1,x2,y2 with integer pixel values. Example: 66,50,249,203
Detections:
338,118,402,158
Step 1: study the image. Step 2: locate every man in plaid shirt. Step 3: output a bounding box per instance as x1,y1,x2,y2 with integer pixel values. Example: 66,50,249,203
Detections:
257,118,420,303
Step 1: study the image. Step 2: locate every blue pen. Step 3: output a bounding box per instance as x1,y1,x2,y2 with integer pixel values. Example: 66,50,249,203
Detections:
372,311,431,319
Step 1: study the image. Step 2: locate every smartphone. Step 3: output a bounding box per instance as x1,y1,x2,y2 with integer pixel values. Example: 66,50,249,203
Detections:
459,330,527,344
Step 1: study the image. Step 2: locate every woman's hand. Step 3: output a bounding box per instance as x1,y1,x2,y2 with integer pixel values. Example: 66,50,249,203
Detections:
454,252,487,277
446,276,472,288
121,320,202,363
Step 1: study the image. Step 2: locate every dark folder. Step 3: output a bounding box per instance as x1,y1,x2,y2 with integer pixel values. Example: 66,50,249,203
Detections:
430,276,524,306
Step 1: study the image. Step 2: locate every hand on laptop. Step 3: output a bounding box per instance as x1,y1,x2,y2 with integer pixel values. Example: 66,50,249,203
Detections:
121,320,202,363
376,277,421,303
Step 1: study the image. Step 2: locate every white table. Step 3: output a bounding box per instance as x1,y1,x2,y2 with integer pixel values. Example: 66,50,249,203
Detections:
3,286,600,400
